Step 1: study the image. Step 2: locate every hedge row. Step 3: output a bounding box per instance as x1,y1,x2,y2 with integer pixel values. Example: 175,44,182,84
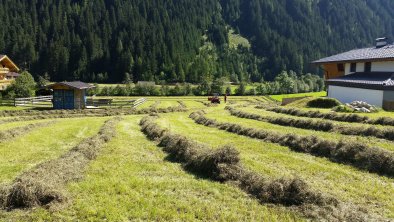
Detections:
0,117,122,210
0,103,188,125
227,107,394,142
189,111,394,177
261,106,394,127
0,121,56,143
140,115,374,221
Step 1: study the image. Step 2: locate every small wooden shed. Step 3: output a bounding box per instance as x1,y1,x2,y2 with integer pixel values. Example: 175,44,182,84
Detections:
47,81,95,109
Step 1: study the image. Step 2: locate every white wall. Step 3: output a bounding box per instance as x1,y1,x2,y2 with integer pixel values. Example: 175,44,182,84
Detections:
371,61,394,72
344,61,394,75
328,85,384,107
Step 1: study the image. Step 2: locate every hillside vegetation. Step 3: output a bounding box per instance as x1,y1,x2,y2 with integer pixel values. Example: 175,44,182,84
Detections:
0,0,393,83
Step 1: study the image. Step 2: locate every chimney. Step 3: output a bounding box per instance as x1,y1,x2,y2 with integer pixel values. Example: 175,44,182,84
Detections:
376,37,388,48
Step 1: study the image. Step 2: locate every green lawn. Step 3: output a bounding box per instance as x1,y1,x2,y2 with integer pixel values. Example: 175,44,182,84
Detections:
0,117,107,183
270,92,327,102
238,106,394,152
0,96,392,220
156,111,394,218
0,106,30,111
5,116,304,221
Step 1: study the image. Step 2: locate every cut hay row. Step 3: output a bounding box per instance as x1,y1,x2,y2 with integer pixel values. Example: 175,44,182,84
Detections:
189,111,394,177
139,115,376,221
0,121,56,143
227,107,394,142
0,100,177,118
196,100,218,107
261,106,394,126
177,101,187,109
0,104,188,125
0,117,122,210
149,101,160,109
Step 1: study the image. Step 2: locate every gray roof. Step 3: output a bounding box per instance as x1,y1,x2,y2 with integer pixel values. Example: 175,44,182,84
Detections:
48,81,95,90
313,44,394,64
0,55,4,59
327,72,394,90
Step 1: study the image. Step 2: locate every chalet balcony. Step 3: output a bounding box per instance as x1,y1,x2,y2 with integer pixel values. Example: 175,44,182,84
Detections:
0,79,13,84
0,67,10,74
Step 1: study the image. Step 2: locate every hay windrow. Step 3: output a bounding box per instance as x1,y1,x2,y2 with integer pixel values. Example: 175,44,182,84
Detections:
139,116,376,221
190,111,394,177
196,100,218,107
227,107,394,142
0,104,188,125
0,117,122,210
260,106,394,127
0,121,57,143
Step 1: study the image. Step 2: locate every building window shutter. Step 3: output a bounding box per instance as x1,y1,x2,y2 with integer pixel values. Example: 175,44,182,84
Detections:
350,63,356,72
365,62,372,72
337,63,344,72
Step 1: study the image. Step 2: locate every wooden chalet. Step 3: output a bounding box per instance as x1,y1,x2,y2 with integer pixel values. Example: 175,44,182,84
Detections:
0,55,20,90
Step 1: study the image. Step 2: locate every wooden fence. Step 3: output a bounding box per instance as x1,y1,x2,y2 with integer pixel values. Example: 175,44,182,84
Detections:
14,96,53,108
1,96,147,109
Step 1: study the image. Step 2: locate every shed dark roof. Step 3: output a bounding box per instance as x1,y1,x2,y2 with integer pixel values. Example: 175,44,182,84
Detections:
327,72,394,90
48,81,95,90
313,44,394,64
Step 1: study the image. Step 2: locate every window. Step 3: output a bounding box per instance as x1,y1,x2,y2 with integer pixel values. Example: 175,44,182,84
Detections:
350,63,357,72
365,62,372,72
337,63,344,72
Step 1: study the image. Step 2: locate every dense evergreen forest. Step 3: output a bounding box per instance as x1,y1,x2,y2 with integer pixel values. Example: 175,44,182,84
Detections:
0,0,393,83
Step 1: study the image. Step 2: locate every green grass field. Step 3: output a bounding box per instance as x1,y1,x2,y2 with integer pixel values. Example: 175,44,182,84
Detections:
270,91,327,102
0,96,393,221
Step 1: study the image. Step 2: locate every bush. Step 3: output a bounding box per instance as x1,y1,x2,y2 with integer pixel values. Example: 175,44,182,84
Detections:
332,105,354,113
307,98,341,108
5,71,36,98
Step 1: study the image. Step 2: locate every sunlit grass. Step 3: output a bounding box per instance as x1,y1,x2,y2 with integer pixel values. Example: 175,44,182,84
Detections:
17,116,304,221
270,92,327,102
238,106,394,152
0,117,107,183
157,111,394,218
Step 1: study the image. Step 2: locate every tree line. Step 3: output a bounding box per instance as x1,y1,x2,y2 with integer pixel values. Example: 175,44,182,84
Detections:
1,0,392,84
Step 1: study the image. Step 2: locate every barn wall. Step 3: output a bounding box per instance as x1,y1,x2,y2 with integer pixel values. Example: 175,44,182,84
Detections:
323,63,344,79
328,85,384,107
74,89,85,109
383,90,394,101
372,61,394,72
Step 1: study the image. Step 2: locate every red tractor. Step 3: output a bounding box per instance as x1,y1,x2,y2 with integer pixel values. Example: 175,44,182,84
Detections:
208,93,221,104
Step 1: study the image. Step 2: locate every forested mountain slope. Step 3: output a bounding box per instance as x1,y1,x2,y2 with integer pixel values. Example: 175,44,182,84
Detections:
0,0,393,83
221,0,394,79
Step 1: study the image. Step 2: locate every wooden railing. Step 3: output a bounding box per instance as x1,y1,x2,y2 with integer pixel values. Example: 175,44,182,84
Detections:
133,98,147,108
0,67,9,73
14,95,53,108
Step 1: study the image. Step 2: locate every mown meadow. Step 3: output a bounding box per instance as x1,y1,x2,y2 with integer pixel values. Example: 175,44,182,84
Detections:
0,95,393,221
